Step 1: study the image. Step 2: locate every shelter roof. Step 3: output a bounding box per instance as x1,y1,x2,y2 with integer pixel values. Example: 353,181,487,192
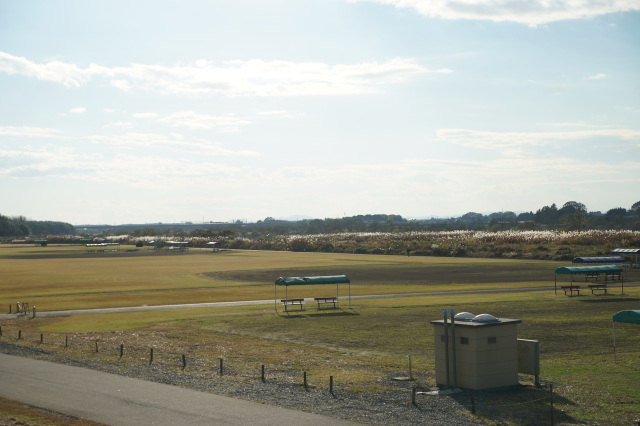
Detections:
554,265,623,274
613,310,640,324
611,248,640,254
275,275,350,286
572,257,626,264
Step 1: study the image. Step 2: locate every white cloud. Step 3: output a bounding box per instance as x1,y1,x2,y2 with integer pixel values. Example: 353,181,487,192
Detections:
110,79,132,91
89,132,260,157
0,51,109,87
0,126,61,137
589,73,607,79
2,142,638,220
0,144,248,188
436,128,640,152
157,111,251,131
259,110,291,117
69,107,86,114
104,121,132,128
133,112,160,119
0,52,438,96
353,0,640,26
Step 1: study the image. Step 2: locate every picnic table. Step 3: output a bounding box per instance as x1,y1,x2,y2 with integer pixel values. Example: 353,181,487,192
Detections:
588,284,608,294
561,285,582,296
314,297,338,309
605,272,622,282
280,298,304,311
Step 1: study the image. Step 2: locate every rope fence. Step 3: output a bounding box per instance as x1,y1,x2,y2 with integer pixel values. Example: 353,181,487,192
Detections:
0,326,346,392
1,325,557,421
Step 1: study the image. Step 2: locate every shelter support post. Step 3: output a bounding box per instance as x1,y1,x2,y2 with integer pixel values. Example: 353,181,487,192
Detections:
450,310,457,388
443,310,450,389
613,321,616,363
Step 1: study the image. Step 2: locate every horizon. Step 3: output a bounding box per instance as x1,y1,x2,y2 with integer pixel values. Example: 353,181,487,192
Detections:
2,1,639,224
23,205,634,227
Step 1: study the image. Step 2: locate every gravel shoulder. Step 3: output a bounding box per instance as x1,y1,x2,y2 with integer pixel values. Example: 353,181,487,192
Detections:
0,340,482,425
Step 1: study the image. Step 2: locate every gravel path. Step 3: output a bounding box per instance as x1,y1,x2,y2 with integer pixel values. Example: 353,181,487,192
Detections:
0,340,482,425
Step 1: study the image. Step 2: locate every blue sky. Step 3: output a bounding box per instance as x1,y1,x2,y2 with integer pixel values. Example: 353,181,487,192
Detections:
1,0,639,225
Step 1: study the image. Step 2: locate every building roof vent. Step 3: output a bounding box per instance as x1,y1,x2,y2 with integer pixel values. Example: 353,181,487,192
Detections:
454,312,475,321
472,313,500,323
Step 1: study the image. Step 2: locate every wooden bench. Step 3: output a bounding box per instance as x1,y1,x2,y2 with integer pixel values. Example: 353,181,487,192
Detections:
314,297,338,309
584,273,600,281
561,285,582,296
588,284,608,294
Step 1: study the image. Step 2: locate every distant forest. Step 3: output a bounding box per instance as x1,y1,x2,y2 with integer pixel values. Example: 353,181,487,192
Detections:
0,215,75,238
1,200,639,238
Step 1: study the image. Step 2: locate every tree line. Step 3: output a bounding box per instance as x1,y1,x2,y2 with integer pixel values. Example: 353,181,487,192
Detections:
1,200,639,238
0,214,75,238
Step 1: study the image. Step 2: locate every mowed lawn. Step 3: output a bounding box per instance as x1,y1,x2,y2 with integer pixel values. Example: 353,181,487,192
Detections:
1,244,570,311
1,244,639,424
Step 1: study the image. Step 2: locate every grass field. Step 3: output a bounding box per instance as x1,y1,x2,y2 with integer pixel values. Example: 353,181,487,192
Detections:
1,244,639,424
0,244,567,311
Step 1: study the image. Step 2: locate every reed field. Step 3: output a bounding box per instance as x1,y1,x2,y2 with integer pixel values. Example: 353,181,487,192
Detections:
1,244,639,424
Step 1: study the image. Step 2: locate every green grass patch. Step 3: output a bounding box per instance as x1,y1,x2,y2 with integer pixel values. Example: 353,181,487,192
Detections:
2,245,640,424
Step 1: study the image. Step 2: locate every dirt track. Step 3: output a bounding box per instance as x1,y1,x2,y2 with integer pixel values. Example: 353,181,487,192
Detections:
206,261,568,286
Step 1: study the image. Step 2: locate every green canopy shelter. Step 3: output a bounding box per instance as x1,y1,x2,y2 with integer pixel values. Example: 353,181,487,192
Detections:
554,265,624,294
274,275,351,311
613,310,640,363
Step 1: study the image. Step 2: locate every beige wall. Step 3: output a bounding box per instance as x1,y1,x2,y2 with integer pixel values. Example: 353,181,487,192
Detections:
433,322,519,390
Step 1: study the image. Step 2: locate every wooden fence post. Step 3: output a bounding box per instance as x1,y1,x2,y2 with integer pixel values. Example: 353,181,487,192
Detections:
149,348,154,365
330,376,334,394
261,365,265,382
120,344,124,358
219,358,223,376
550,384,554,425
303,371,308,391
17,330,21,340
182,354,187,369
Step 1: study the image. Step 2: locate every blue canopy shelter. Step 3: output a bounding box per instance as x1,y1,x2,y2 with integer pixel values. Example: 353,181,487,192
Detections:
274,275,351,311
572,257,626,264
554,265,624,294
611,248,640,268
613,310,640,362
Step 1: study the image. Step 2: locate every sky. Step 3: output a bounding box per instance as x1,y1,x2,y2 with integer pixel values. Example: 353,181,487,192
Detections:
1,0,639,225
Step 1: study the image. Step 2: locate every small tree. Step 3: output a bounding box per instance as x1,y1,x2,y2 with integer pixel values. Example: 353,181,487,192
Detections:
606,208,627,225
562,211,591,231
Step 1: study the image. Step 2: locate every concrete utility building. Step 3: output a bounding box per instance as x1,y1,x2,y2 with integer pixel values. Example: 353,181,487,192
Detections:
431,313,521,390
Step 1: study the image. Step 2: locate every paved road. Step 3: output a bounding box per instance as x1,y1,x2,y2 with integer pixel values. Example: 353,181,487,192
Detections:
0,353,355,425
